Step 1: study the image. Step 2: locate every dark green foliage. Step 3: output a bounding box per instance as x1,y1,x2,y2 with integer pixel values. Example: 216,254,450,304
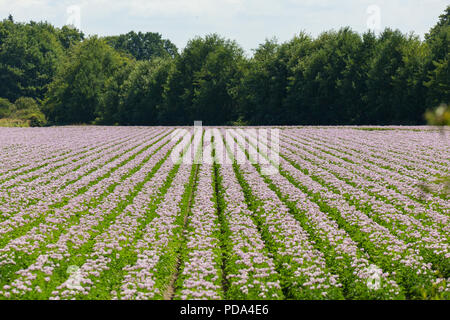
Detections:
14,96,38,110
96,60,137,125
0,17,83,126
161,34,245,125
28,113,46,127
0,96,46,126
57,25,85,49
364,29,430,124
2,6,450,126
284,29,369,125
44,37,129,124
0,19,65,102
104,31,178,60
118,58,172,125
424,7,450,108
12,97,46,126
96,58,173,125
238,37,293,125
0,98,13,118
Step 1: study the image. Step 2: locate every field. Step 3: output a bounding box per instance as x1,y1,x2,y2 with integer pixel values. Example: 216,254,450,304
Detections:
0,126,448,300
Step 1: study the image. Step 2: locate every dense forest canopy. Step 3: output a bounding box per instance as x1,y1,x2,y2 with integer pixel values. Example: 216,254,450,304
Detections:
0,6,448,126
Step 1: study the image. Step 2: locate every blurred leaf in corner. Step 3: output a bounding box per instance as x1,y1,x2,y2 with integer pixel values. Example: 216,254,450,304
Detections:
419,103,449,199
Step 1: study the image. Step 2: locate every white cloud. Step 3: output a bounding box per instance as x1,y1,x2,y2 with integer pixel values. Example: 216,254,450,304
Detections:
1,0,448,53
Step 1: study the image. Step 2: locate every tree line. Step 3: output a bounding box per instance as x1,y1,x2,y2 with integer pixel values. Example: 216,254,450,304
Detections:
0,7,448,126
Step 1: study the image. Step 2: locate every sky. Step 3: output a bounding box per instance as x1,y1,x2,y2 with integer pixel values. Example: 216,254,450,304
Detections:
1,0,448,54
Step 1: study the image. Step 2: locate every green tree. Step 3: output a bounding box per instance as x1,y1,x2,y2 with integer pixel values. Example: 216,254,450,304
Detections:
57,25,84,49
238,38,286,125
97,59,136,125
44,37,129,124
3,97,47,126
162,34,245,125
425,6,450,107
114,58,173,125
364,29,428,124
0,19,64,102
0,97,13,118
1,8,448,127
14,96,38,110
104,31,178,60
284,29,367,125
391,37,430,124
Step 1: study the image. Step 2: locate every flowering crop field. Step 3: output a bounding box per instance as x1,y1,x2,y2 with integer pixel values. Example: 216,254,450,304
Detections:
0,126,448,300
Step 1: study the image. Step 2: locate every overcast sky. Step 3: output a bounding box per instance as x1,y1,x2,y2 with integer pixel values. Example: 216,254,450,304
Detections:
1,0,448,54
